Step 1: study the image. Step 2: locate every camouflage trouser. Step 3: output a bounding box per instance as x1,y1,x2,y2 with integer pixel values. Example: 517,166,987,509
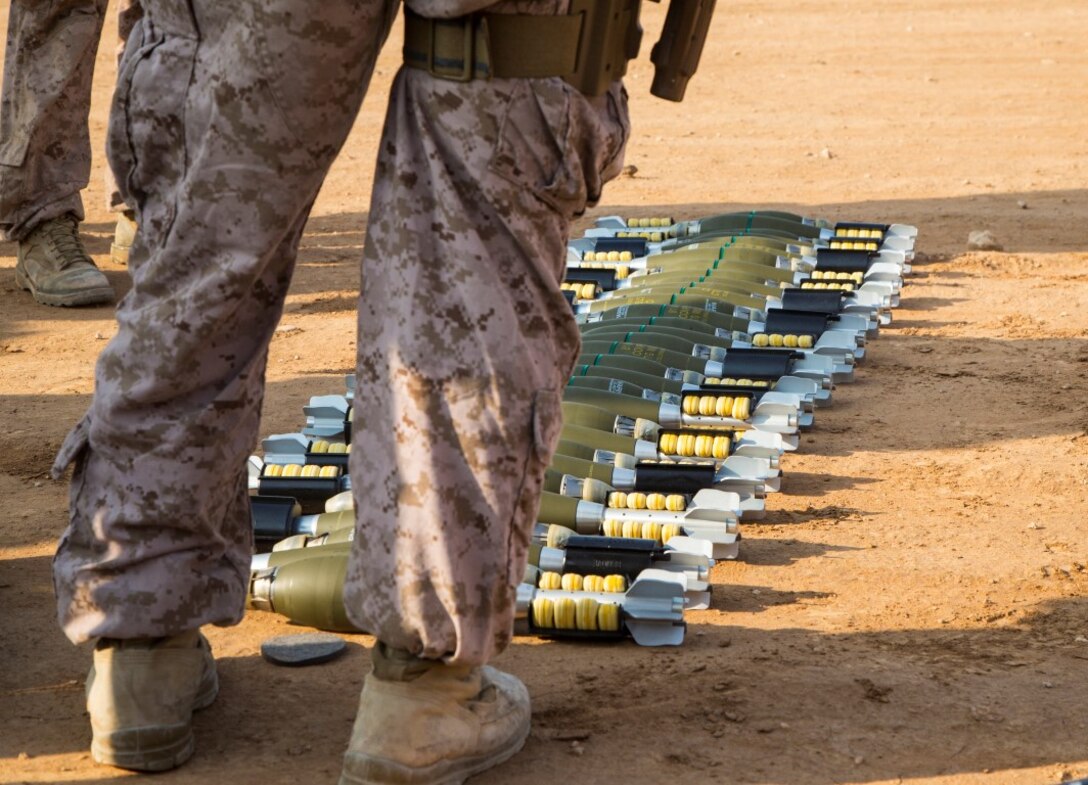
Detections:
0,0,138,241
51,0,629,667
107,0,144,212
345,70,629,663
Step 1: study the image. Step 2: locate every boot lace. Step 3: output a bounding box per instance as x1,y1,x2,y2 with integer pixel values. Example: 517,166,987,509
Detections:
42,216,93,270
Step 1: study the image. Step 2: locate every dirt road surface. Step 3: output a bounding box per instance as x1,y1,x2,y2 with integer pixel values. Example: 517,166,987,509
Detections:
2,1,1086,783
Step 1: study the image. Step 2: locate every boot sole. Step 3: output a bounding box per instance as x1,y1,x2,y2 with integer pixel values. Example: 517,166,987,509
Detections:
15,266,113,307
92,726,196,772
91,668,219,772
338,713,530,785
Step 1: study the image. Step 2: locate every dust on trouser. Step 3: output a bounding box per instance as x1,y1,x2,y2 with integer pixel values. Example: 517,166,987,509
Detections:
0,0,140,241
343,0,631,666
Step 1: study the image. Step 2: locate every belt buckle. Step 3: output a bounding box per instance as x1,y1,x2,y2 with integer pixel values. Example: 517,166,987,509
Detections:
427,16,477,82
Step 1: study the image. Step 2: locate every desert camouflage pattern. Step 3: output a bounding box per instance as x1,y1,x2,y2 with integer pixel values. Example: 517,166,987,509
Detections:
107,0,144,212
0,0,137,241
52,0,629,667
51,0,400,644
345,60,629,665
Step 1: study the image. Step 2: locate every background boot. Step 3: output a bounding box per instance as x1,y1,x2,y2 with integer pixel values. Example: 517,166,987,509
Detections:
15,213,113,306
339,643,531,785
85,630,219,772
111,210,138,265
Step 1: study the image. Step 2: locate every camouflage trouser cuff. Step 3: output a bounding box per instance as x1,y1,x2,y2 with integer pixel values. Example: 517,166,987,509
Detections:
1,190,85,243
371,641,470,683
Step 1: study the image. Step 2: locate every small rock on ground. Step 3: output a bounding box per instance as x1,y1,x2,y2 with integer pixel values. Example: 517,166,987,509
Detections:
967,230,1003,251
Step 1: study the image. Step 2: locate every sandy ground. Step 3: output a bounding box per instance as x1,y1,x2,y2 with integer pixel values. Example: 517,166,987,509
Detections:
2,1,1087,784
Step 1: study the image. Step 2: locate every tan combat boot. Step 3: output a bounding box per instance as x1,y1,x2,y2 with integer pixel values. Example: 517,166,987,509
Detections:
85,630,219,772
111,209,138,265
15,213,113,306
339,644,531,785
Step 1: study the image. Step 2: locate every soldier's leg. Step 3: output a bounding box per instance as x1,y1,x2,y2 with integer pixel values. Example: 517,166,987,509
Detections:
0,0,115,305
0,0,106,240
52,0,397,770
55,0,396,644
341,58,630,783
348,69,630,668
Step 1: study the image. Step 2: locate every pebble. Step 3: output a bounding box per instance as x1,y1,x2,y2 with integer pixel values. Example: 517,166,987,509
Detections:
620,164,638,178
966,230,1003,251
1017,200,1028,209
819,147,834,159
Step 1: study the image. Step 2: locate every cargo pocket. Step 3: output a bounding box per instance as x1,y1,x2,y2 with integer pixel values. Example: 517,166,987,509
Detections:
0,44,30,165
505,388,564,587
490,78,632,219
531,389,564,464
51,411,91,481
0,121,30,169
596,83,632,190
51,410,93,525
489,79,585,219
